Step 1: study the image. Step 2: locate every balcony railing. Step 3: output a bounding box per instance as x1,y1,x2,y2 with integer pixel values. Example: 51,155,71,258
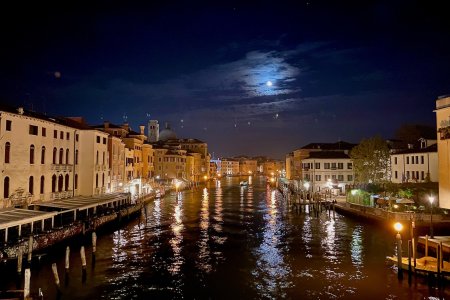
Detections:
51,164,74,172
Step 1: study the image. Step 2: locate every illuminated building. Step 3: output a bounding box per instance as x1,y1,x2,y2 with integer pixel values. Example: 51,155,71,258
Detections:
435,95,450,208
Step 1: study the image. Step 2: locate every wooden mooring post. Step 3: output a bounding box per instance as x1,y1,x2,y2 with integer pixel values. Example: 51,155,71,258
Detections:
65,246,70,271
80,246,87,283
27,235,33,264
17,247,23,274
24,268,31,300
52,263,60,288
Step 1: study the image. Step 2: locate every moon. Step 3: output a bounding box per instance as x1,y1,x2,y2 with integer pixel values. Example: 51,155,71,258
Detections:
266,80,273,87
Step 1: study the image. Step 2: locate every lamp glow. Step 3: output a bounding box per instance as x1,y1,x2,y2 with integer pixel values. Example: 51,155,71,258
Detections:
394,222,403,232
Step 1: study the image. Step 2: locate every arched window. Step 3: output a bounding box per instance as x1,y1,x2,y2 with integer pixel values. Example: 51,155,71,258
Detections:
53,148,57,164
40,176,45,194
75,174,78,189
30,145,35,164
96,151,99,165
65,174,69,191
41,146,46,164
58,175,63,192
103,152,105,164
29,176,34,194
96,174,98,188
102,173,105,187
75,150,79,165
3,177,10,198
52,175,56,192
65,149,69,164
59,148,63,164
4,142,10,163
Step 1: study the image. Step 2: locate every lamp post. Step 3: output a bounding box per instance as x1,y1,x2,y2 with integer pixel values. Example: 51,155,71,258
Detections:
394,222,403,278
429,196,434,238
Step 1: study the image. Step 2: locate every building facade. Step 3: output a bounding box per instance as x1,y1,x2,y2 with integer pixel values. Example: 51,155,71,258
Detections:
390,144,438,183
436,95,450,208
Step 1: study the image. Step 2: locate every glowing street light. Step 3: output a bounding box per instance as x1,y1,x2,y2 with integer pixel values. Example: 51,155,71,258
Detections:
175,180,181,193
394,222,403,278
429,196,434,238
204,175,208,181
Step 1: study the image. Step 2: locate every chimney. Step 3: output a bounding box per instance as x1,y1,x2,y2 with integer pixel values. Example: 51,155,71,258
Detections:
139,125,145,135
104,121,110,129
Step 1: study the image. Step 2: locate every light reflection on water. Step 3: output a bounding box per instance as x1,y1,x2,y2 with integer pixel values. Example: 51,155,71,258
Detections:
6,176,448,299
252,185,292,299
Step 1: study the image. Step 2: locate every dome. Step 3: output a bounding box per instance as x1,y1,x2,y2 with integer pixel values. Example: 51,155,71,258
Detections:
159,122,177,141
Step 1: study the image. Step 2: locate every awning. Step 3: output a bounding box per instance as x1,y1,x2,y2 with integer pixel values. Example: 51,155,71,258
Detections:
0,208,58,230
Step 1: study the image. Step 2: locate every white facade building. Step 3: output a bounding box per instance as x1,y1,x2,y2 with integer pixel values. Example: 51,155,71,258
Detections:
301,151,354,193
390,144,438,183
0,107,78,208
221,159,240,176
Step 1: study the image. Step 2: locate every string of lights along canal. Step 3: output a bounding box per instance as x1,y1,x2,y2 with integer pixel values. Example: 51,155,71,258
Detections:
1,176,447,299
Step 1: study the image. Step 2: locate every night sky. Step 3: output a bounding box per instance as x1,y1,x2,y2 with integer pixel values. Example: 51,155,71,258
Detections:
1,1,450,158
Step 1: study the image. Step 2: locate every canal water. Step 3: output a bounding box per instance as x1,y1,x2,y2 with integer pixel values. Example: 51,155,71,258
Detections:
0,176,448,299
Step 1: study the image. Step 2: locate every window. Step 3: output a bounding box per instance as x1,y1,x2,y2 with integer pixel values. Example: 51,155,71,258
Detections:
52,175,56,192
421,171,425,180
3,177,10,198
75,150,79,165
103,152,105,164
416,156,419,164
29,176,34,194
96,174,99,188
406,171,410,179
5,120,11,131
54,130,57,138
76,134,79,142
315,174,321,181
30,145,35,164
41,146,46,164
411,156,414,164
325,175,330,180
406,157,409,164
65,174,69,191
102,173,105,187
331,163,336,169
421,156,424,164
96,136,100,143
58,175,63,192
5,142,10,163
29,125,38,135
60,131,64,139
66,132,70,140
338,175,344,181
324,163,330,169
75,174,78,189
53,147,57,164
40,176,45,194
103,137,106,144
315,163,320,169
42,127,46,137
347,163,352,169
59,148,63,164
96,151,99,164
66,149,69,164
348,175,353,181
338,163,343,169
394,157,397,165
332,174,337,179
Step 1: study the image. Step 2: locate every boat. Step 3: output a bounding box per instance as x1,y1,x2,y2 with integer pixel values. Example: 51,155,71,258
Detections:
386,255,450,276
240,181,248,186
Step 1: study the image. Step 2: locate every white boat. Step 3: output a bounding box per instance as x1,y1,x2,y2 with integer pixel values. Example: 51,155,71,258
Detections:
240,181,248,186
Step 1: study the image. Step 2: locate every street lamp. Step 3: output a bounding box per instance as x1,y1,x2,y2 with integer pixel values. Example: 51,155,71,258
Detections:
303,182,310,201
429,196,434,238
394,222,403,278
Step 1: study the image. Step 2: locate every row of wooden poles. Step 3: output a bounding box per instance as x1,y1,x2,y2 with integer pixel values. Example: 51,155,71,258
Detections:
281,187,336,218
17,231,97,299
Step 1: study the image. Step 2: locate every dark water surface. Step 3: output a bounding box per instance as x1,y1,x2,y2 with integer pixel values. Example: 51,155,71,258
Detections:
1,176,448,299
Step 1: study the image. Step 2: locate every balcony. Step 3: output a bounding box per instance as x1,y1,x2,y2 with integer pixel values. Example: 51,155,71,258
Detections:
51,164,73,172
